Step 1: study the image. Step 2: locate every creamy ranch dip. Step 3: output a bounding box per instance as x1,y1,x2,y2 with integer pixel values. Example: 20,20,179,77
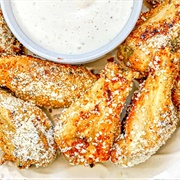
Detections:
11,0,133,54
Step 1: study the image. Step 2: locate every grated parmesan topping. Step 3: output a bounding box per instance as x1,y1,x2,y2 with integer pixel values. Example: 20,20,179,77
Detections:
0,56,98,108
146,23,180,49
0,10,23,56
0,89,56,168
55,62,134,166
110,49,179,167
118,1,180,72
112,103,178,168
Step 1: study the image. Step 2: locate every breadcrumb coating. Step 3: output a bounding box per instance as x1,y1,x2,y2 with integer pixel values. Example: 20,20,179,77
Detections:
111,48,179,167
0,88,57,168
0,10,23,56
55,62,135,166
0,56,98,108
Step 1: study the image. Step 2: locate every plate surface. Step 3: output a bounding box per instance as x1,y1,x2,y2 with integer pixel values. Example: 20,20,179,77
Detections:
0,53,180,178
0,1,180,179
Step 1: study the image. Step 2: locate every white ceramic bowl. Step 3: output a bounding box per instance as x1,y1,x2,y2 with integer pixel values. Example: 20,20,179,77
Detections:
1,0,142,64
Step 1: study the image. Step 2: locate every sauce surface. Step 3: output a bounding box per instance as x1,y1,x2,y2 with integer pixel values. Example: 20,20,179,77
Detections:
12,0,133,54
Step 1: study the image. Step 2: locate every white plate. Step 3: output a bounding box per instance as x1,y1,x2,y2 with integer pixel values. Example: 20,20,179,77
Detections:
1,1,180,179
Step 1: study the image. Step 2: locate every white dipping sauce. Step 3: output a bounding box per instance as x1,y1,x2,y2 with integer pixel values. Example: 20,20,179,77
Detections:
11,0,133,55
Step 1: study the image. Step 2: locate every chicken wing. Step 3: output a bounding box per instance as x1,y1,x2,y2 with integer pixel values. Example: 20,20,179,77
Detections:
118,0,180,72
54,62,135,166
111,48,179,167
0,56,98,108
0,88,57,168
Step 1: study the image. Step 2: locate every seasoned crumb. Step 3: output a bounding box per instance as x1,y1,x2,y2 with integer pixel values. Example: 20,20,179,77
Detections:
111,48,179,167
146,0,164,5
0,10,23,56
0,56,98,108
117,0,180,72
0,88,57,168
55,62,135,166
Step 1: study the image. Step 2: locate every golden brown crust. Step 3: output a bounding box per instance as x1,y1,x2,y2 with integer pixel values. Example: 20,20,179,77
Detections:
172,74,180,109
0,10,23,56
146,0,164,5
117,0,180,72
54,62,135,166
0,88,57,168
0,56,98,108
111,48,179,167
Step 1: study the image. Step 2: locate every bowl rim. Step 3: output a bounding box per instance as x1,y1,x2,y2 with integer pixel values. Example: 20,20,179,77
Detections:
1,0,143,64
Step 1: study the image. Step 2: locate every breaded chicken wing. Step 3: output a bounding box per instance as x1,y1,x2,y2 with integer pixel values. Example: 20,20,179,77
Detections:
118,0,180,72
111,48,179,167
0,56,98,108
0,88,57,168
54,62,135,166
